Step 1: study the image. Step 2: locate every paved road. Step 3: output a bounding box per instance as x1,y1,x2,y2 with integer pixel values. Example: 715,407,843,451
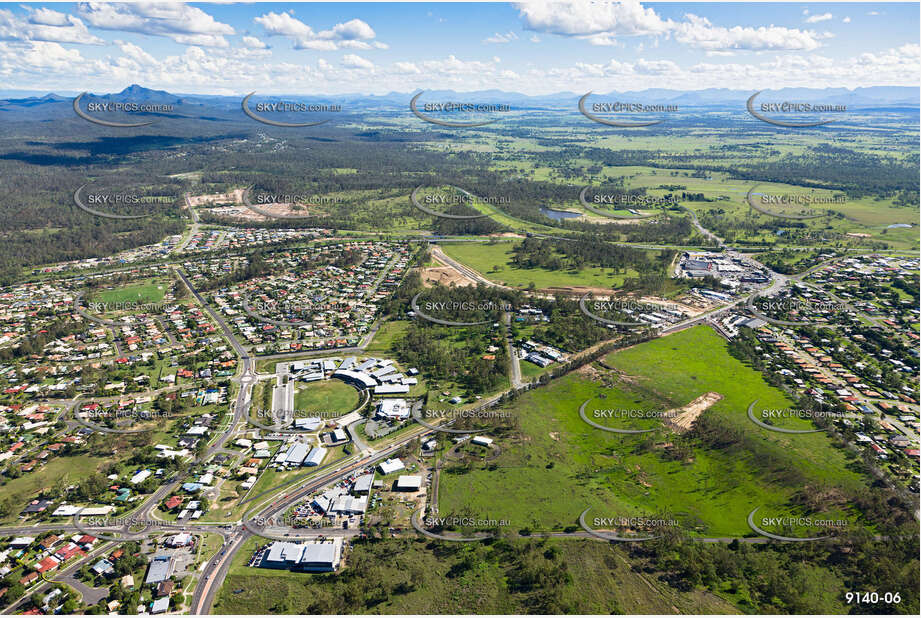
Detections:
681,205,726,249
175,193,201,253
1,542,116,614
190,424,435,614
10,220,909,612
503,312,523,389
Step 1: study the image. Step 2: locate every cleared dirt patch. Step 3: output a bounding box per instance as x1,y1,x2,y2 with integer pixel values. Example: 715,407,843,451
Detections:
419,265,475,288
187,188,245,207
664,391,723,433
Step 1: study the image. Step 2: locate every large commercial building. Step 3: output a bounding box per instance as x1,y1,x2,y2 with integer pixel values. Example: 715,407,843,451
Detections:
352,473,374,494
395,475,423,491
260,539,342,572
378,458,405,475
144,555,174,585
376,398,410,420
304,446,326,466
283,442,310,466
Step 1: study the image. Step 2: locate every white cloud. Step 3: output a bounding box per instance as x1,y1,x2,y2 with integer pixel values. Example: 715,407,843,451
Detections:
634,59,680,74
516,1,827,52
78,2,235,48
116,40,157,66
842,17,851,24
584,33,623,47
26,7,72,27
318,18,375,41
516,0,672,37
0,40,85,74
0,6,916,96
483,31,518,44
242,35,267,49
255,12,382,51
529,34,540,43
393,61,421,74
674,14,824,51
254,12,314,42
418,54,500,76
0,8,105,45
341,53,373,70
805,13,833,24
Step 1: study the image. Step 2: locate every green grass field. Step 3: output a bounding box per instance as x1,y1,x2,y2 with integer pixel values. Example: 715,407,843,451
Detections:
293,380,361,415
440,241,637,290
439,326,867,538
91,279,168,307
214,537,738,614
0,455,101,524
363,320,410,354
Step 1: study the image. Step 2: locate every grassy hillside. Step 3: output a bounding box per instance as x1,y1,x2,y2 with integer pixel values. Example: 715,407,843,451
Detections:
439,326,867,538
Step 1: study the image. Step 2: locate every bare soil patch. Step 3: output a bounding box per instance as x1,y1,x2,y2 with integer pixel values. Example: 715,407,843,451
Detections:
419,265,475,288
664,391,723,433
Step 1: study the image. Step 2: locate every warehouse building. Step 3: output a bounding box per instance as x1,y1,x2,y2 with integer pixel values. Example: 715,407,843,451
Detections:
260,539,342,572
304,446,327,466
352,473,374,494
331,494,368,515
395,475,422,491
144,555,174,585
282,442,310,466
378,458,404,475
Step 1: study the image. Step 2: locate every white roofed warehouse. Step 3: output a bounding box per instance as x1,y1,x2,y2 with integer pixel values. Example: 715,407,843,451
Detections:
259,539,343,572
395,475,422,491
378,458,405,475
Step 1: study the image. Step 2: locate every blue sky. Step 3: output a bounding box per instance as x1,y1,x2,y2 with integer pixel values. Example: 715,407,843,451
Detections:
0,2,918,94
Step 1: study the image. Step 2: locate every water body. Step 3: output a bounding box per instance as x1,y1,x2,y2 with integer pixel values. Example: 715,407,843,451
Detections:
540,207,581,220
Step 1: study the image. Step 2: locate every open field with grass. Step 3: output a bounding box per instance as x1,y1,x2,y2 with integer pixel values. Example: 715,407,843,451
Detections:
0,455,101,524
89,278,169,306
440,241,637,290
214,536,739,614
363,320,410,354
293,380,361,415
438,326,868,538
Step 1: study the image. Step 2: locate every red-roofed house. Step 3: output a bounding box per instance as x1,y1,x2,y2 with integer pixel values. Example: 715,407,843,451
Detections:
54,543,85,562
78,534,98,547
35,556,60,573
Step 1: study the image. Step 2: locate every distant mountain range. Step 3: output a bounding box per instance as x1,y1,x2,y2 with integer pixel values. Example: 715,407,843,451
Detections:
2,84,917,114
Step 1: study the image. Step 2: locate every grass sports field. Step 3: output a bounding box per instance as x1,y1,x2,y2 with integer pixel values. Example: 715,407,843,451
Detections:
438,326,867,538
293,380,361,415
90,278,168,307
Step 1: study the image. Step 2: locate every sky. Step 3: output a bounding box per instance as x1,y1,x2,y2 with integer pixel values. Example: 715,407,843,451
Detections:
0,1,918,95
